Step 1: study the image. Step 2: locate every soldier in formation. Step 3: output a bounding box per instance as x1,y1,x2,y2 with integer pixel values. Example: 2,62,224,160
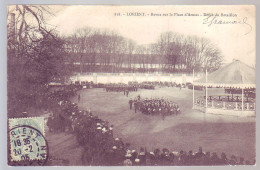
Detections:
105,83,138,92
130,96,181,116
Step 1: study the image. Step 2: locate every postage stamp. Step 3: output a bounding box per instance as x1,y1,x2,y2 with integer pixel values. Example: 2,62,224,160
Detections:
9,117,45,135
8,118,48,165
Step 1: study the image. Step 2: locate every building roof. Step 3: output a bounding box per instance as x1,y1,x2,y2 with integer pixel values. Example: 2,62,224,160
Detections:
194,60,255,88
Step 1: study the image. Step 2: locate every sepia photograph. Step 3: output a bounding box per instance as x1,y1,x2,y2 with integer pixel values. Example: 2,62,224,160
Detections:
6,5,255,166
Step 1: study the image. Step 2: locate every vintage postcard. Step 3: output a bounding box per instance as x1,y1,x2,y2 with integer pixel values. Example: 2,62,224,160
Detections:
7,5,255,166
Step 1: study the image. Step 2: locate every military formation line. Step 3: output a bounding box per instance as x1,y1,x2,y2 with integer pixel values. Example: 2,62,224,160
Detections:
129,96,181,117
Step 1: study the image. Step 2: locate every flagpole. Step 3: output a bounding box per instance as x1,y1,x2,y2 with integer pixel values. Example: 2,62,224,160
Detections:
242,85,244,111
205,69,208,113
193,69,195,109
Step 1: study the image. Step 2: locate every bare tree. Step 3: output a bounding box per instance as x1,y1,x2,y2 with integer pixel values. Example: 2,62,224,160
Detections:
64,27,223,73
126,39,136,71
7,5,66,116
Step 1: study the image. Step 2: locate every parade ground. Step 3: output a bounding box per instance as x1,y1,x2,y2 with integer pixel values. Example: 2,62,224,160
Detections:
66,87,256,161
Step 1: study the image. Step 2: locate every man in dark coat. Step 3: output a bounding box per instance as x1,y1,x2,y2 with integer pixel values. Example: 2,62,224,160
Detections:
126,90,129,97
47,116,55,132
129,99,133,110
138,147,146,165
134,101,138,113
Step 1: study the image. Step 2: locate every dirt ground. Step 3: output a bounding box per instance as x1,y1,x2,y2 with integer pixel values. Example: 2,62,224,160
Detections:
45,87,256,165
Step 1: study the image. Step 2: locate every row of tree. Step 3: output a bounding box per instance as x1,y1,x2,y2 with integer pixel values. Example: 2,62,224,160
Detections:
64,27,223,73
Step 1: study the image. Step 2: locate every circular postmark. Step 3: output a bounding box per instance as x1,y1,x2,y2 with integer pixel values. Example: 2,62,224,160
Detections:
9,125,49,166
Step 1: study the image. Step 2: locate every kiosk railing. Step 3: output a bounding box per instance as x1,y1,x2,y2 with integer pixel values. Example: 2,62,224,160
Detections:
195,95,255,111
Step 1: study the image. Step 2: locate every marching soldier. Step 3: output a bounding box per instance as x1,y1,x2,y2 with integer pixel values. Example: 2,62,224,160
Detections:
129,98,133,110
129,96,181,117
126,89,129,97
134,100,138,113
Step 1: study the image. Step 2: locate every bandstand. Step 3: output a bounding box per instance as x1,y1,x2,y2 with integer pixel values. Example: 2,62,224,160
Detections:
192,60,256,117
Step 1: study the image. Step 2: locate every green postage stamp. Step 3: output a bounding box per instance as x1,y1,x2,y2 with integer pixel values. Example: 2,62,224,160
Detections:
8,117,48,163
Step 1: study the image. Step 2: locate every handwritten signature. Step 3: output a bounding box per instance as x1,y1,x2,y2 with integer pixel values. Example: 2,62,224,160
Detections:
203,16,252,35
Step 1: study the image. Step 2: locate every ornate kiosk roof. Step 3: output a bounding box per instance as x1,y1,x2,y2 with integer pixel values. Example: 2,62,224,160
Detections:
194,60,256,88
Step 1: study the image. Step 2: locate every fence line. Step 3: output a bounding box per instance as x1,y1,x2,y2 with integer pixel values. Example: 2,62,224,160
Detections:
70,73,201,84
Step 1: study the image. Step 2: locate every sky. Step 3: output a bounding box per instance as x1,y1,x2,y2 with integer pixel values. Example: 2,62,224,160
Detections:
46,5,255,67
